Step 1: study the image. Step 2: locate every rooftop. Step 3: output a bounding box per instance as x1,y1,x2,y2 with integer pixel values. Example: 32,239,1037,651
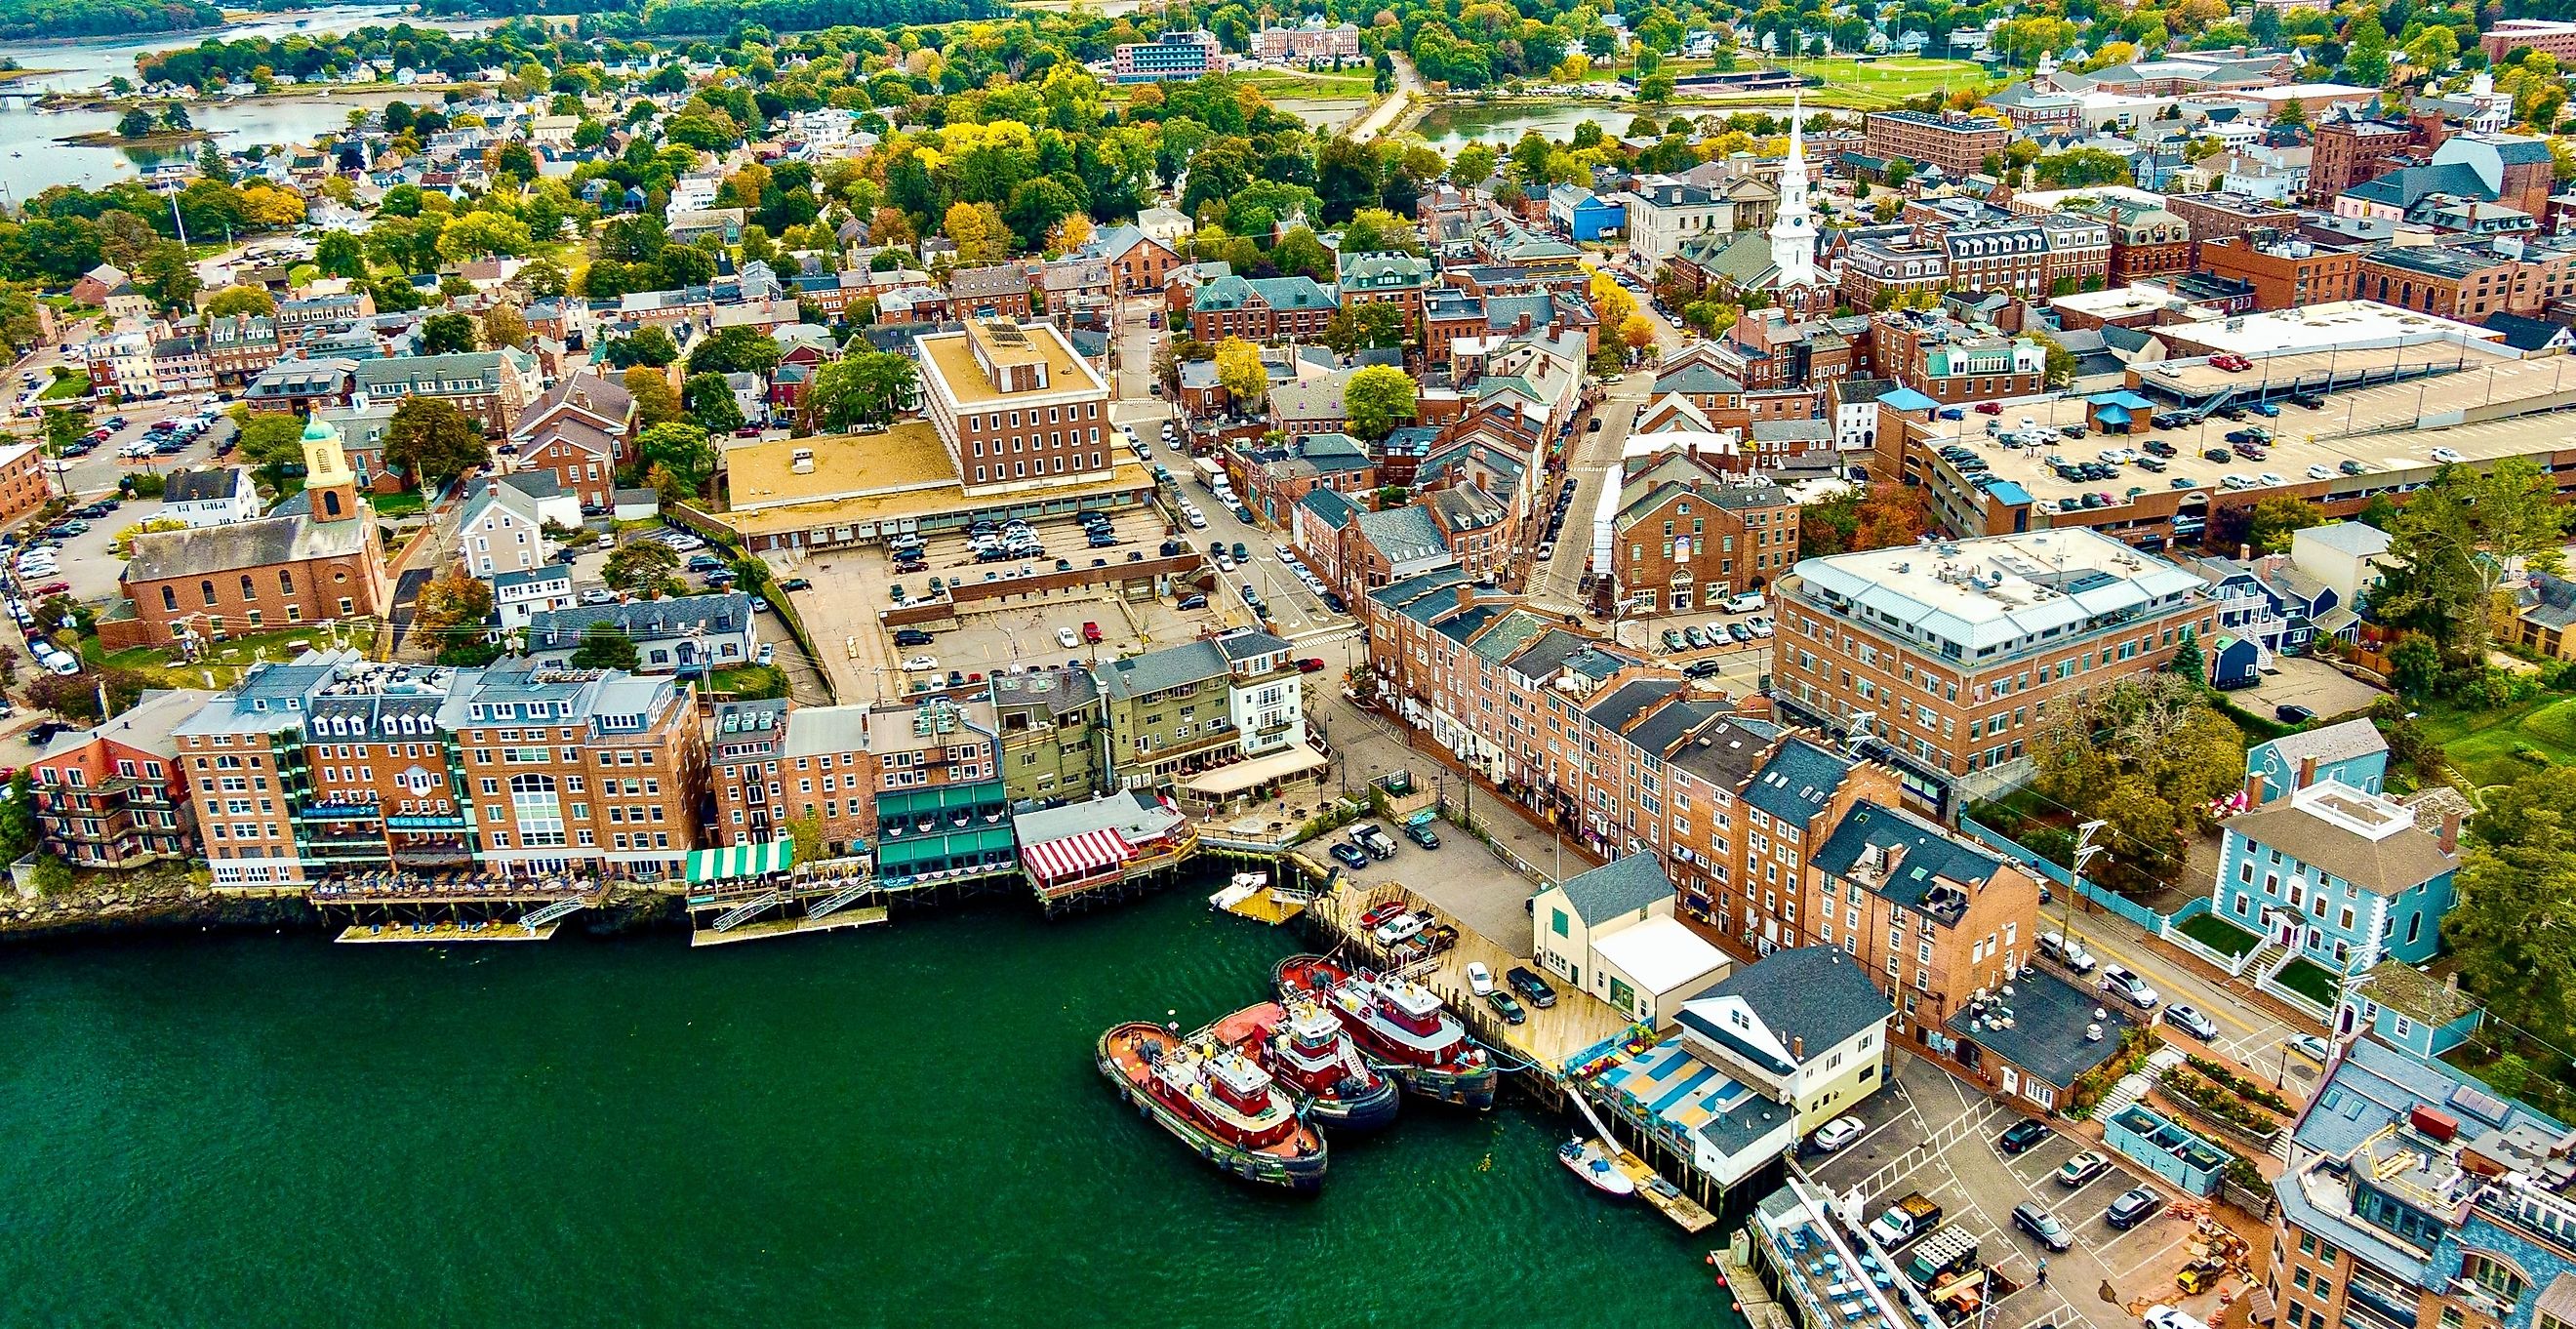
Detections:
1943,968,2136,1089
1791,529,2207,658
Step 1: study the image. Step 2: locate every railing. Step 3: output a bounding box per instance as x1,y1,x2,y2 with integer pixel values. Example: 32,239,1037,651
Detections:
807,881,876,921
519,898,584,930
711,890,785,932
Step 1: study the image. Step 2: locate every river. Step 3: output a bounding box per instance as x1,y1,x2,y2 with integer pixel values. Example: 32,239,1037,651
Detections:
0,878,1732,1328
0,6,498,199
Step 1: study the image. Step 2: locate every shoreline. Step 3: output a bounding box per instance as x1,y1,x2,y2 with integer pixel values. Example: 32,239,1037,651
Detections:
57,127,214,148
0,878,685,945
41,80,490,110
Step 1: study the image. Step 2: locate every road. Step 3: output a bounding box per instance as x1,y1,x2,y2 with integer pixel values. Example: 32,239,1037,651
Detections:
1344,54,1421,143
1528,262,1686,615
2047,894,2326,1085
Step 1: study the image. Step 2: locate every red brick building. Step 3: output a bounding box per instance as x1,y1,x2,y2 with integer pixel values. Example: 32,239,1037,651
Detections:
1863,110,2011,177
27,688,206,869
2198,232,2361,310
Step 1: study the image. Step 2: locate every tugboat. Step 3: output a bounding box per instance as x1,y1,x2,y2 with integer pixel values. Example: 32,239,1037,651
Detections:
1211,999,1401,1132
1096,1021,1328,1192
1273,954,1499,1109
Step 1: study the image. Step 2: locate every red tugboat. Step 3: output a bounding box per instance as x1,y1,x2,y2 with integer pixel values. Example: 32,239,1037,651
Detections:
1097,1021,1329,1192
1272,954,1499,1110
1211,999,1401,1133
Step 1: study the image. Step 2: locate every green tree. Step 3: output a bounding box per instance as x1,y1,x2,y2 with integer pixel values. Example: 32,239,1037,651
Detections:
116,107,153,139
638,421,719,497
2387,631,2442,698
418,311,478,355
2373,459,2569,661
2030,330,2077,388
314,229,368,280
383,395,485,490
685,325,783,378
2167,628,2205,683
2450,764,2576,1051
604,539,681,593
0,770,36,861
1324,301,1409,355
481,303,531,351
135,242,199,312
681,373,745,435
229,408,308,488
2344,11,2392,86
803,351,917,430
625,366,683,428
42,407,89,459
607,327,679,368
2248,494,2322,552
205,285,276,319
1342,365,1419,441
571,623,642,670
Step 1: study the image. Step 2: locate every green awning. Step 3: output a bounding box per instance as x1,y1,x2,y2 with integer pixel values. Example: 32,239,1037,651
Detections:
877,781,1006,820
877,826,1016,872
686,838,794,885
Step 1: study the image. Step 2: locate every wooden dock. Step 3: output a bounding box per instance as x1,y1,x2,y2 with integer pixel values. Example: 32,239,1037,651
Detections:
1615,1149,1720,1232
689,906,889,946
337,921,561,944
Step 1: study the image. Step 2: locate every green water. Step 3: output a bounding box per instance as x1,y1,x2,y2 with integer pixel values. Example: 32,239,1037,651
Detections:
0,881,1735,1328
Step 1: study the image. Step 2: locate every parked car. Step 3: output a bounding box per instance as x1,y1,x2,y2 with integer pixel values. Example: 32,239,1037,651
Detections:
1057,626,1080,649
1997,1118,2051,1154
1296,657,1327,674
1359,901,1407,929
2098,965,2159,1010
1371,909,1427,945
1329,842,1371,870
1483,988,1528,1024
2056,1149,2111,1188
1402,821,1440,849
2287,1033,2332,1064
2012,1202,2073,1252
1505,965,1557,1007
2164,1004,2220,1041
2106,1187,2163,1229
900,656,940,672
1465,962,1496,996
2037,930,2098,974
1176,594,1208,611
1810,1115,1867,1152
2276,704,2315,724
894,627,935,647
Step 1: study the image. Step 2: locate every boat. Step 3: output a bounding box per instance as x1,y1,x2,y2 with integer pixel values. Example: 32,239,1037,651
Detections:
1096,1020,1327,1193
1273,953,1498,1110
1558,1136,1636,1197
1210,999,1400,1132
1206,871,1266,911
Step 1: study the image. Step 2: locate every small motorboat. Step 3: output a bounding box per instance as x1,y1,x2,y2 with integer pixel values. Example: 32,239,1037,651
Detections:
1558,1136,1635,1198
1207,871,1267,911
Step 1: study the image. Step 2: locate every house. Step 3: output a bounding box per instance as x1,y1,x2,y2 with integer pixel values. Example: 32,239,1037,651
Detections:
2185,552,2342,664
492,563,576,632
2211,776,2462,982
2248,719,2390,802
521,591,760,676
508,370,633,510
1527,854,1732,1027
2516,571,2576,662
1806,800,2044,1051
2333,959,2484,1058
2287,520,2394,614
1093,629,1318,804
456,476,556,580
160,467,262,528
26,688,210,868
1548,184,1626,242
1671,946,1896,1132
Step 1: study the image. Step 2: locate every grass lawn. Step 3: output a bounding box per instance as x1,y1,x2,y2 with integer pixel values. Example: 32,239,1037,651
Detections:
38,372,89,400
2274,958,2342,1007
83,621,381,687
369,490,426,519
709,664,787,699
1238,67,1374,98
1660,55,1991,109
2414,695,2576,792
2176,910,2260,959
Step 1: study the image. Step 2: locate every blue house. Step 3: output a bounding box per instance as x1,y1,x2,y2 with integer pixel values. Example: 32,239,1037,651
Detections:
2185,553,2342,662
2208,632,2261,690
2248,718,2390,801
2210,779,2462,977
1547,184,1627,242
2334,959,2484,1057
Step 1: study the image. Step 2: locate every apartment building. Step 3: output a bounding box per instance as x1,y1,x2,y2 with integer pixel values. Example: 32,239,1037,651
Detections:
175,651,706,886
350,347,543,436
1609,454,1798,613
708,700,877,856
1110,29,1222,82
866,695,1018,885
1871,311,2048,405
992,665,1105,806
28,689,210,868
0,441,51,531
1337,251,1434,324
1096,630,1309,793
1187,274,1341,344
2200,232,2362,310
1863,110,2011,177
2355,242,2576,322
915,318,1114,499
2270,1037,2576,1329
1805,799,2044,1046
205,314,283,383
1771,529,2217,806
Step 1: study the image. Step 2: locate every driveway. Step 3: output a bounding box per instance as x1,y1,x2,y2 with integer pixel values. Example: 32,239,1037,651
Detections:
2233,657,2383,723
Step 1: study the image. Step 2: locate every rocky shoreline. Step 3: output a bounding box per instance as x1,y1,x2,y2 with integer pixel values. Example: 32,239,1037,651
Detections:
1,880,688,943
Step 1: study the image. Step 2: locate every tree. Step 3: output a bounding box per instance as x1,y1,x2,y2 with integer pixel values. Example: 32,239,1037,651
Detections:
315,230,368,280
481,303,531,350
2449,764,2576,1050
1588,269,1637,329
136,243,199,312
2167,628,2206,683
2029,674,2244,892
1619,314,1656,356
205,285,277,319
0,770,35,862
1213,337,1267,411
2029,330,2077,389
2247,495,2321,552
685,325,783,378
942,200,1011,264
412,565,498,664
383,395,485,490
571,623,642,670
607,327,680,368
1850,483,1932,551
2387,630,2442,698
625,367,682,428
639,422,719,498
803,351,917,430
116,107,154,140
1343,365,1418,441
682,373,745,435
418,312,478,355
229,409,307,488
2373,458,2569,661
434,210,536,263
1322,302,1408,355
42,407,90,459
2344,11,2392,87
604,539,681,592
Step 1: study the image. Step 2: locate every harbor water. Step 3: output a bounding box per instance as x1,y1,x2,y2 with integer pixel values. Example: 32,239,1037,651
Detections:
0,877,1734,1327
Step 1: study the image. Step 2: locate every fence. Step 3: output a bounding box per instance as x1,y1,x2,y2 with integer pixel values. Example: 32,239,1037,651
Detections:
1958,815,2171,934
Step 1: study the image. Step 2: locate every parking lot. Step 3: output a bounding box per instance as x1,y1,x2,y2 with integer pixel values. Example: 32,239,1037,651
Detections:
2229,656,2385,723
1802,1055,2244,1329
1320,808,1544,954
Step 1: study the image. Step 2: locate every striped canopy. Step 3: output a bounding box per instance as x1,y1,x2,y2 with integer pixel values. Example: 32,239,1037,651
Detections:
1020,827,1133,884
687,838,795,885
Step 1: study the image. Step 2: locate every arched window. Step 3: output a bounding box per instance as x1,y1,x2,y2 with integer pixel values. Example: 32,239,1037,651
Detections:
508,772,565,846
200,581,218,607
279,570,295,595
161,586,179,612
240,576,257,600
323,490,342,518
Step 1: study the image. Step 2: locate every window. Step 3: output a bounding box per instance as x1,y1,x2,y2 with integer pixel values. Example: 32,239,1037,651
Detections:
508,773,566,847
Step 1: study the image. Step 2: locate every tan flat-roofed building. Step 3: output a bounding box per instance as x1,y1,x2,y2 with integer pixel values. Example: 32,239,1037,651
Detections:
916,319,1114,499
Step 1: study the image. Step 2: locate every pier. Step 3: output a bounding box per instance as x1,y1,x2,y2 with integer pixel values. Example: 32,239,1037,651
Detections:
684,851,906,946
314,869,606,943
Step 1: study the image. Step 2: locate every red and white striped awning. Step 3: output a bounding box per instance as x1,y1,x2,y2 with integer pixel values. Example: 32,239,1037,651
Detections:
1020,826,1135,884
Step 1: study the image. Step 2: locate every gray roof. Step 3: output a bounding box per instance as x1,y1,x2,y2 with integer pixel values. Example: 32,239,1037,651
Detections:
988,664,1100,717
522,591,754,649
1555,853,1676,926
1097,639,1228,703
2257,718,2390,769
35,688,213,762
784,703,870,759
124,509,371,583
1586,679,1681,733
1942,969,2133,1089
1682,946,1894,1073
1811,801,2007,908
1742,738,1851,827
2224,793,2456,896
163,467,247,504
1353,505,1448,564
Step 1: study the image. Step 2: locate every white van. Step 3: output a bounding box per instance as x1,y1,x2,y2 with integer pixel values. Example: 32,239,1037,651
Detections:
1722,592,1765,615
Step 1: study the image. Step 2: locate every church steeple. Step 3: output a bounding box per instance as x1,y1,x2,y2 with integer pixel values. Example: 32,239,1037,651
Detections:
1769,93,1820,289
301,413,360,524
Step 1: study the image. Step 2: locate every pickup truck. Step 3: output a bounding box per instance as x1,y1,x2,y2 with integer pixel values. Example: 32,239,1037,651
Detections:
1868,1193,1945,1250
1904,1226,1981,1289
1348,823,1396,860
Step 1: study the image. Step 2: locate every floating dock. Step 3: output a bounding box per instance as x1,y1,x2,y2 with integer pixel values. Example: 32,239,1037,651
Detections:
337,920,562,944
688,906,889,947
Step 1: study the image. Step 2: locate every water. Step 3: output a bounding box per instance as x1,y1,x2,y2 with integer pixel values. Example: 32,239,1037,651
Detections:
0,7,498,198
0,879,1733,1328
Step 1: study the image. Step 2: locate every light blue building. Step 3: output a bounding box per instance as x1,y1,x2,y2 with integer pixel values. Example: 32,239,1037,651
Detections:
2248,718,2391,801
2274,1037,2574,1329
2334,960,2485,1058
2210,778,2460,976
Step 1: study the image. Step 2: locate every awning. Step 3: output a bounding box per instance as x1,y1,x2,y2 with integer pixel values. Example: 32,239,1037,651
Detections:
686,838,794,885
1021,826,1134,884
1183,744,1329,798
878,825,1016,872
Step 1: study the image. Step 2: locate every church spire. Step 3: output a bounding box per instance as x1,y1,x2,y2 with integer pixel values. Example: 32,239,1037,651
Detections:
1769,92,1819,289
301,413,361,524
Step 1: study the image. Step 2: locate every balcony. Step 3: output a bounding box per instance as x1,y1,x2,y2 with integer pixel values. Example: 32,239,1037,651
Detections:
2345,1276,2420,1329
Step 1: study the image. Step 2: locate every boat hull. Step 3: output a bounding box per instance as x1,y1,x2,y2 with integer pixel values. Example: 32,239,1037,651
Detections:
1096,1024,1327,1193
1304,1074,1403,1131
1274,954,1498,1111
1559,1140,1636,1197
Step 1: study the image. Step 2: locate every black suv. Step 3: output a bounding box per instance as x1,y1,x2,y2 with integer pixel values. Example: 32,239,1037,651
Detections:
1505,965,1558,1008
1997,1118,2051,1154
2106,1187,2162,1229
893,628,935,647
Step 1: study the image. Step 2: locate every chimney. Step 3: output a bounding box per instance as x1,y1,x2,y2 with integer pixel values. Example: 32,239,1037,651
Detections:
1791,1035,1805,1062
2438,811,2460,856
2245,771,2270,807
2296,754,2317,791
2238,543,2251,561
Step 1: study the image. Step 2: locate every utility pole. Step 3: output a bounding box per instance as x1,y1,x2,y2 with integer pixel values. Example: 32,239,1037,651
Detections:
2067,818,2106,941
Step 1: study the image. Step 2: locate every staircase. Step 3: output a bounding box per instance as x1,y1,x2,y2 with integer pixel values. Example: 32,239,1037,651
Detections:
518,898,584,931
711,889,785,933
2100,1045,2188,1120
2235,935,2288,982
806,881,875,922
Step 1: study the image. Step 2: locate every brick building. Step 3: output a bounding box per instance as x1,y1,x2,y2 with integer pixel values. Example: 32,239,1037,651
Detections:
351,347,543,436
1805,800,2045,1046
2308,113,2428,204
708,700,877,855
1870,311,2048,405
1610,453,1797,613
0,441,52,531
2355,242,2576,321
2163,191,2305,244
2199,232,2362,310
1862,110,2011,177
28,689,208,869
508,370,634,510
914,318,1114,498
1187,274,1341,344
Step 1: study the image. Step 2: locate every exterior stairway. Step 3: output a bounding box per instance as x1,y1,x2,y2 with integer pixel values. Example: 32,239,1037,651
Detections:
2099,1046,2188,1120
518,898,584,930
806,881,875,921
712,890,785,933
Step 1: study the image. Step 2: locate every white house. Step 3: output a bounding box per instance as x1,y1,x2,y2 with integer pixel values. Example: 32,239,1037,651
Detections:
1531,854,1732,1027
1672,946,1897,1132
160,466,261,528
2290,520,2394,610
493,563,576,632
457,476,555,579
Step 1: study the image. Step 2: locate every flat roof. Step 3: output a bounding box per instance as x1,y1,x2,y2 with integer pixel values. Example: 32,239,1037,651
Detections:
726,423,959,512
1792,529,2206,655
1591,915,1730,994
2151,301,2498,358
717,455,1155,538
917,319,1105,408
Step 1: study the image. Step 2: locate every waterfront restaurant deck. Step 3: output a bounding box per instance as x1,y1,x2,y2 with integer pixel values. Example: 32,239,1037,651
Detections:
1747,1178,1949,1329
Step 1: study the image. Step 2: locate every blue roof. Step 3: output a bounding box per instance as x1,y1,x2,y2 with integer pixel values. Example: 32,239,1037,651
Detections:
2095,405,2134,425
1878,387,1938,412
2090,389,2155,410
1987,480,2033,505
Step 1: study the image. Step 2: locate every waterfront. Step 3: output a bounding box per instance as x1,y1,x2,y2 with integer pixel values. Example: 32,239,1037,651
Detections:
0,879,1730,1328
